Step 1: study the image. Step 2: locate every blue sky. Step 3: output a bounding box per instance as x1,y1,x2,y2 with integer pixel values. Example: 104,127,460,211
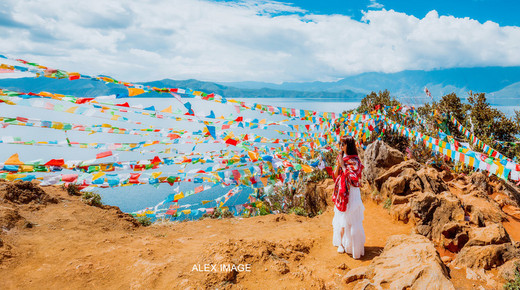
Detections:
1,0,520,82
289,0,520,26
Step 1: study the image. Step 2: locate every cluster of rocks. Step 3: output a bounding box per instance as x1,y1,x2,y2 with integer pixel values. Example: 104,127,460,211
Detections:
346,140,520,288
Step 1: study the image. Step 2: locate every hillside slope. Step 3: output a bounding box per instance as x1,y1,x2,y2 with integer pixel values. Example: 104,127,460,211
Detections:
0,178,500,289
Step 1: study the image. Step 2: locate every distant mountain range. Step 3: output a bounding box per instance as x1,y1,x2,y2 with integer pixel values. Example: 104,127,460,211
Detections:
0,66,519,105
221,66,520,105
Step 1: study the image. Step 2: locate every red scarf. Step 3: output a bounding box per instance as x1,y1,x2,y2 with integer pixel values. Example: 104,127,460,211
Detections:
332,155,363,212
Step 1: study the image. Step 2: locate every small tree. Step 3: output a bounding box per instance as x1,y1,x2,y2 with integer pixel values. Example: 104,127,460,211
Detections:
467,92,520,159
357,90,400,113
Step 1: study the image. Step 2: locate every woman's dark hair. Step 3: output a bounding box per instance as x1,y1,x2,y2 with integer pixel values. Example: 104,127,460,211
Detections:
339,135,358,156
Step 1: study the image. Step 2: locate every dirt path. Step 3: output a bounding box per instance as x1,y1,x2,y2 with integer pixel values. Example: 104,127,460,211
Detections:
0,185,417,289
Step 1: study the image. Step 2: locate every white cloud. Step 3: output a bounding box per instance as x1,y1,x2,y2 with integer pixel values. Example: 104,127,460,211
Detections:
1,0,519,83
368,0,384,9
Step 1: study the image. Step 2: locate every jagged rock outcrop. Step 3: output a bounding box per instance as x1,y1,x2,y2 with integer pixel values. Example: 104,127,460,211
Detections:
469,172,492,195
498,258,520,281
363,140,405,184
344,234,454,289
410,191,466,245
413,168,449,195
453,243,520,270
304,179,333,217
374,159,422,191
503,179,520,206
440,222,470,253
459,192,506,226
465,223,511,247
380,167,448,199
389,194,414,223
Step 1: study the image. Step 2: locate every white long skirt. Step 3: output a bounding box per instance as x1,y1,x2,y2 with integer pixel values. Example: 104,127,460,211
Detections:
332,186,365,259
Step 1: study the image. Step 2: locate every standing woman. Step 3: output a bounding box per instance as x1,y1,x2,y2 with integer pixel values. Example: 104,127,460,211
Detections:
332,135,365,259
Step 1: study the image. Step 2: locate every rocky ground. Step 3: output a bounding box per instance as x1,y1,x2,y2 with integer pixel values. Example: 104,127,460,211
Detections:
1,141,520,289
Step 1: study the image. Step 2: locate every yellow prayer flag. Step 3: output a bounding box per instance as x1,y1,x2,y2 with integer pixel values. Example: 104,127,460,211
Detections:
6,174,25,181
174,192,184,201
161,105,172,113
65,106,79,113
53,122,64,130
92,172,105,180
5,153,23,165
301,164,313,173
20,165,34,172
39,91,54,98
128,88,145,97
247,151,259,162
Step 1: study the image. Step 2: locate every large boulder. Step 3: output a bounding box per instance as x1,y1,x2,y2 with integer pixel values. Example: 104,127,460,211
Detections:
410,191,466,246
374,159,422,191
503,180,520,207
465,223,511,247
379,164,448,199
344,234,454,289
389,194,415,223
363,140,405,184
498,258,520,281
459,192,506,226
469,171,492,195
381,175,408,197
303,179,333,217
412,168,448,195
440,222,470,253
453,243,520,270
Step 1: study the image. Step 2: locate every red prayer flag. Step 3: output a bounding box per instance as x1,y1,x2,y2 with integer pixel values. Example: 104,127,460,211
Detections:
76,98,95,104
232,170,241,181
45,159,65,167
96,151,113,159
129,173,141,184
325,166,334,178
226,139,238,146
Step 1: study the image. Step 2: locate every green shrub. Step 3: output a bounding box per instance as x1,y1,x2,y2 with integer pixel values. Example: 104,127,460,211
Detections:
137,216,152,227
504,263,520,290
82,191,102,207
258,204,271,216
307,169,330,183
66,183,81,196
222,208,234,219
202,207,234,219
383,197,392,210
289,206,307,217
241,209,253,218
